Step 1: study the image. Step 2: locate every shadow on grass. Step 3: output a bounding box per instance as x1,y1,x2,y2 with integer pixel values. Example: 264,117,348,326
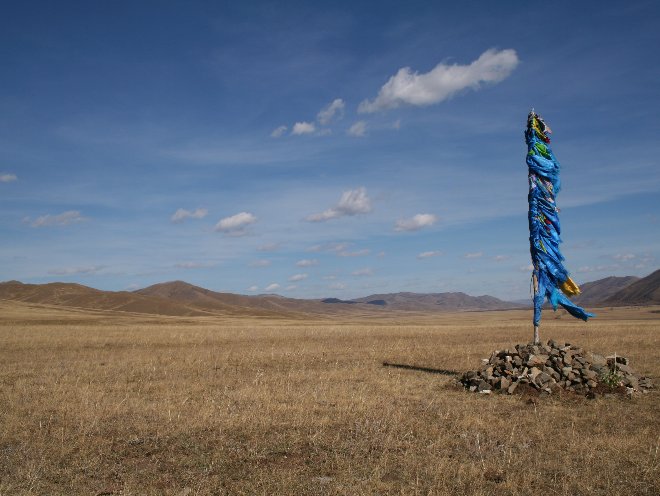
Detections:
382,362,459,376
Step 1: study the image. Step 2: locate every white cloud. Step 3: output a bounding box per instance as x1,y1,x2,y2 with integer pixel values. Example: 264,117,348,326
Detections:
329,282,346,290
394,213,437,232
30,210,86,228
257,242,280,252
358,48,519,113
0,173,17,182
493,255,509,262
464,252,483,259
175,261,216,269
306,187,372,222
376,251,386,257
392,119,401,130
48,265,105,275
247,285,259,292
264,283,280,292
296,259,319,267
291,121,316,135
171,208,208,223
285,285,297,291
307,242,349,253
214,212,257,236
271,125,287,138
317,98,345,125
288,273,308,282
417,250,442,259
612,253,635,261
352,267,373,277
347,121,367,137
338,248,370,257
519,264,534,272
322,275,337,280
249,259,271,267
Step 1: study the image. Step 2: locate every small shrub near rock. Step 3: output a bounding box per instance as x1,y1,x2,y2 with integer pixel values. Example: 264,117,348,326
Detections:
460,340,653,397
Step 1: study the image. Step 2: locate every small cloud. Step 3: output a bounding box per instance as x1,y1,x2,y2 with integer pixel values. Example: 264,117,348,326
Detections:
612,253,635,261
285,285,297,291
519,264,534,272
347,121,367,137
376,251,386,257
307,242,349,253
271,125,287,138
291,121,316,135
317,98,345,125
306,187,372,222
352,267,373,277
247,285,259,292
30,210,86,228
338,248,370,257
493,255,509,262
417,250,442,259
171,208,208,223
264,283,280,292
392,119,401,130
296,259,318,267
288,273,308,282
322,275,337,280
464,252,483,259
175,261,216,269
329,282,346,290
358,48,519,113
214,212,257,236
257,242,280,252
0,173,17,183
48,265,105,275
394,213,437,232
248,259,271,267
125,283,140,291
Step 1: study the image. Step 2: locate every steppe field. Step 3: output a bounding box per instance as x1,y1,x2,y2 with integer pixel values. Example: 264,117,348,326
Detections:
0,300,658,495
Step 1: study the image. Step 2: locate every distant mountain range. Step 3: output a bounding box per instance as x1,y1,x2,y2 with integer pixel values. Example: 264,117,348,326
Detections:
1,269,658,318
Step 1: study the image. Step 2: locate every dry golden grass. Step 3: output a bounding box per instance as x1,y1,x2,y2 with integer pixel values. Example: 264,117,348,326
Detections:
0,300,658,495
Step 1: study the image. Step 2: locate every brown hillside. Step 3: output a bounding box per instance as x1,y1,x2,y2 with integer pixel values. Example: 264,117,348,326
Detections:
135,280,376,317
604,269,660,305
351,292,518,311
0,280,208,316
572,276,640,306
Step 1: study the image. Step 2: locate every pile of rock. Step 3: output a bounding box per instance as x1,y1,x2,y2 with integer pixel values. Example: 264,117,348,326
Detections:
460,340,653,396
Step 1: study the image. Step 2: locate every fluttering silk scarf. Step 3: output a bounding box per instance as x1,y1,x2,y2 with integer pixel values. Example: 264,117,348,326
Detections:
526,111,594,327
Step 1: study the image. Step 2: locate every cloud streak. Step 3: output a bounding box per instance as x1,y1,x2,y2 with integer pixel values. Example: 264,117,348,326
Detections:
30,210,86,228
171,208,208,223
0,173,17,182
359,48,519,113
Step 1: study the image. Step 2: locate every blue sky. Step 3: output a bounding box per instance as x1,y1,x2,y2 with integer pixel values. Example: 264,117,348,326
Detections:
1,1,658,300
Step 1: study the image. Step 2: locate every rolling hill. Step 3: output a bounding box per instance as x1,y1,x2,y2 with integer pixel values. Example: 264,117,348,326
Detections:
0,280,207,316
572,276,640,306
603,269,660,306
350,292,519,311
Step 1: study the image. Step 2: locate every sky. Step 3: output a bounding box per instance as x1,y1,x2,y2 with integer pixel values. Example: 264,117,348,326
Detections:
1,1,659,301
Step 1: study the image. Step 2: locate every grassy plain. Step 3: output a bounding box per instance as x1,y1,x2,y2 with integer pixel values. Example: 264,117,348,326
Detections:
0,300,658,495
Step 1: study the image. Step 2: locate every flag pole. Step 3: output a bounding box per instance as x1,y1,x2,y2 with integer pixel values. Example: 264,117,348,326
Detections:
532,271,540,344
525,110,594,344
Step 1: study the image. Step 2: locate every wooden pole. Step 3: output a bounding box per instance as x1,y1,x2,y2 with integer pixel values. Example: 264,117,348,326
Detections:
532,272,540,344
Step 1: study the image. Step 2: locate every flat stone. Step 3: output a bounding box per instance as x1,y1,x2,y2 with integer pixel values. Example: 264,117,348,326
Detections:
498,377,511,390
527,354,549,367
529,367,541,380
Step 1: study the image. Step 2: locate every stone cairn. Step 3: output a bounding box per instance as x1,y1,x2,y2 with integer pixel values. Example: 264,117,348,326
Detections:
460,340,653,396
